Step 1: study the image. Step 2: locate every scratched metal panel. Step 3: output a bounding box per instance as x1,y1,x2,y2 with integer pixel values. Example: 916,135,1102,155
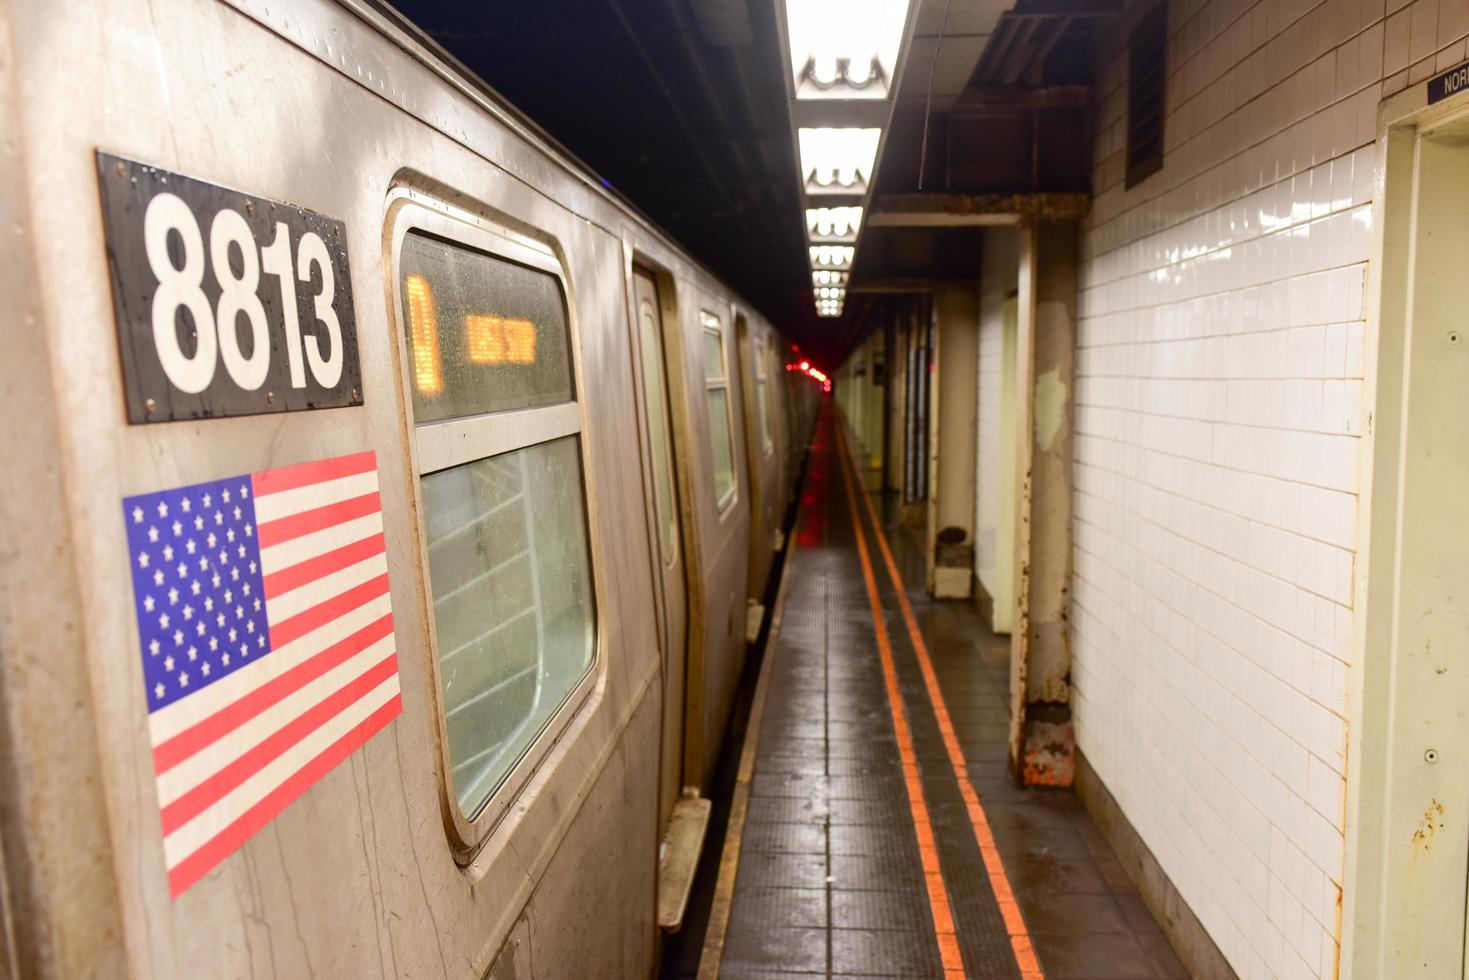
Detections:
3,0,672,975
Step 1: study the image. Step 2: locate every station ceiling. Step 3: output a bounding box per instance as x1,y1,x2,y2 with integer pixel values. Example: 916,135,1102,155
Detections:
390,0,1112,365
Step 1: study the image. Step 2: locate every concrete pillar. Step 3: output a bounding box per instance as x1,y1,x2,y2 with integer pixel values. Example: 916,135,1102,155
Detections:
900,299,927,529
861,341,876,453
883,318,903,492
930,286,979,599
863,338,884,473
1008,220,1078,786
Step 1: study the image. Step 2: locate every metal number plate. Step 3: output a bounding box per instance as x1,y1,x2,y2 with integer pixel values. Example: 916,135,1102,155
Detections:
97,152,364,423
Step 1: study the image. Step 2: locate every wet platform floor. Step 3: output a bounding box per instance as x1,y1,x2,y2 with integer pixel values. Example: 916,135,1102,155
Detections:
712,409,1188,979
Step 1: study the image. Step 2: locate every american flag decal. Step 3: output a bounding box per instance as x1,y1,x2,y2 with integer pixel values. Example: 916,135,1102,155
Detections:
123,450,400,897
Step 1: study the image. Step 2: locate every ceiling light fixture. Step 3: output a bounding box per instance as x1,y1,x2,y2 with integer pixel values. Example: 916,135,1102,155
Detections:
809,245,855,270
798,128,880,194
778,0,916,328
785,0,910,100
806,206,863,242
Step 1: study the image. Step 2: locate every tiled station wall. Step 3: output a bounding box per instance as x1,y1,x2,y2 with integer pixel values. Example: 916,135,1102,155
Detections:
1069,0,1469,977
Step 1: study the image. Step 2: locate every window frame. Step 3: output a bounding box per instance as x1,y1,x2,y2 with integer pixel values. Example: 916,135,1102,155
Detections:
627,263,683,573
699,309,739,513
753,333,774,459
636,287,681,570
386,191,603,860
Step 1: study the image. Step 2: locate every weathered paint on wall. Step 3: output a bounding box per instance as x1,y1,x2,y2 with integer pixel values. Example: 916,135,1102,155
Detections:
1009,220,1079,788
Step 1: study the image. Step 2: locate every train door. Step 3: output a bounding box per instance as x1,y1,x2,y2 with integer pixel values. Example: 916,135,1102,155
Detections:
632,269,689,839
735,316,777,614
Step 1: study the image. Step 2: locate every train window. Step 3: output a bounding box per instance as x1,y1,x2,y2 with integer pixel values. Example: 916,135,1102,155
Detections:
754,335,772,455
393,219,596,831
702,327,726,379
420,438,593,816
639,298,679,566
701,312,736,508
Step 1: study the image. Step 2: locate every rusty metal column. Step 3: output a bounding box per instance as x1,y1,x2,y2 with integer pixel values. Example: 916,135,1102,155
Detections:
1008,219,1078,787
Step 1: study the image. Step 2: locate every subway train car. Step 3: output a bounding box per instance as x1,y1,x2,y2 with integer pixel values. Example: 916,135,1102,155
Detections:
0,1,817,976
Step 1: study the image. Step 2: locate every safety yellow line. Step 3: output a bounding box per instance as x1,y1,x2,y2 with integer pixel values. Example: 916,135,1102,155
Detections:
836,419,1045,980
835,421,967,980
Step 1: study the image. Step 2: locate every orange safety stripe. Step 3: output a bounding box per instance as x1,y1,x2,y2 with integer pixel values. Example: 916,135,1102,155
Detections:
835,430,967,980
837,421,1045,980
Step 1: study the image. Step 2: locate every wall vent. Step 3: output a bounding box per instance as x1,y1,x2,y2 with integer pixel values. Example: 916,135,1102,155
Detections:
1126,3,1166,189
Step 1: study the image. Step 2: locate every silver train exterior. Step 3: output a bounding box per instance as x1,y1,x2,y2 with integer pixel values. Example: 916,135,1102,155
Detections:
0,0,819,975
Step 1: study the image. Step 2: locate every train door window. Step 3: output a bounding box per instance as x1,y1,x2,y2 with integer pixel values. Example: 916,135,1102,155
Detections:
394,221,596,833
638,279,678,566
701,311,737,508
754,335,773,456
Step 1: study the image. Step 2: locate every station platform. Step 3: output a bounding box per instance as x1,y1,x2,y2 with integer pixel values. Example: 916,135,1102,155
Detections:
700,410,1189,980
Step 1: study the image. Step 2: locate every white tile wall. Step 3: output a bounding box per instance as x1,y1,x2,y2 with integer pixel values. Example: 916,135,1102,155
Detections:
975,229,1018,599
1072,1,1468,977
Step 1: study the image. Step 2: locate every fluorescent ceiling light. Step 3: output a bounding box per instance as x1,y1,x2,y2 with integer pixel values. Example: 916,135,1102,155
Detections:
799,128,880,194
815,286,846,300
809,244,855,270
806,206,863,242
786,0,909,100
812,269,849,287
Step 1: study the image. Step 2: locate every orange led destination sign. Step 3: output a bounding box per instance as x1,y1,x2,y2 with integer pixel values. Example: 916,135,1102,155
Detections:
405,273,540,396
467,315,537,365
406,275,443,395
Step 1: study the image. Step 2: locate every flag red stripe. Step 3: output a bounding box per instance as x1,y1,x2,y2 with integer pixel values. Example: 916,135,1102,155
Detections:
159,654,399,835
152,613,395,775
256,492,381,550
250,451,377,498
166,693,401,898
262,532,386,600
268,574,389,650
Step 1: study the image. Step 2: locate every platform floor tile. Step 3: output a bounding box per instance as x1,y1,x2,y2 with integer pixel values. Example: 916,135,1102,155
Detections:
715,412,1189,980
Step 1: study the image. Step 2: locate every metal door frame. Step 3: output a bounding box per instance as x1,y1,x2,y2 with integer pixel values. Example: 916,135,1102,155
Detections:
1342,80,1469,978
623,250,692,835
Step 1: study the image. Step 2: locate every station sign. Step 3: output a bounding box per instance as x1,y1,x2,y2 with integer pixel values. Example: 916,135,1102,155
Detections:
96,153,364,423
1428,60,1469,105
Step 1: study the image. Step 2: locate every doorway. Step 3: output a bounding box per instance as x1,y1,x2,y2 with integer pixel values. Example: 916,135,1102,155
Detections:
633,267,690,836
1344,91,1469,976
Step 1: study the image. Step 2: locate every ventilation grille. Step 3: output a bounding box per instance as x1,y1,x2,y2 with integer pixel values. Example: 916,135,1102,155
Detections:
1126,3,1166,189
